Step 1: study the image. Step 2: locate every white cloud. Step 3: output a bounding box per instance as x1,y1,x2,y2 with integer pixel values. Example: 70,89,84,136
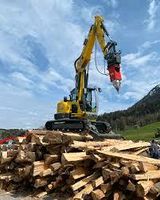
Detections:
103,0,118,8
146,0,160,30
141,40,160,50
122,51,159,68
10,72,33,89
121,40,160,101
0,0,83,128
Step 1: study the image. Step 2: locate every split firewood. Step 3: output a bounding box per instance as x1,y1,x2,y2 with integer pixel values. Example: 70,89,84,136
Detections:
91,189,105,200
131,170,160,180
150,181,160,196
1,129,160,200
113,191,124,200
91,176,104,188
97,150,160,165
71,172,99,191
130,162,141,173
35,191,47,198
34,177,48,188
73,183,93,199
136,180,154,197
0,150,17,164
100,183,112,194
15,150,35,163
44,154,59,165
70,167,88,180
126,180,136,192
50,162,61,171
139,162,158,173
61,152,90,164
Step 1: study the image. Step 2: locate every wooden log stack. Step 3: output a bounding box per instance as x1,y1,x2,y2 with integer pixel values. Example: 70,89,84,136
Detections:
0,130,160,199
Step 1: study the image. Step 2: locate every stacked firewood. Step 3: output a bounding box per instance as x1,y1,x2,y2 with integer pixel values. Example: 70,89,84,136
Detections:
0,130,160,199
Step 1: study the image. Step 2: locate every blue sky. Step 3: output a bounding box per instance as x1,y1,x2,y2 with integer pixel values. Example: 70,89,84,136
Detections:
0,0,160,128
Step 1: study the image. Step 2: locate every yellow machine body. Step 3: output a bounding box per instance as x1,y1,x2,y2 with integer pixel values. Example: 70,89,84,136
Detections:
56,100,86,118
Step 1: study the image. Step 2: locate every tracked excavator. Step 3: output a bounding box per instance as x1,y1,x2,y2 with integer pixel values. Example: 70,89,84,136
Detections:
45,16,122,138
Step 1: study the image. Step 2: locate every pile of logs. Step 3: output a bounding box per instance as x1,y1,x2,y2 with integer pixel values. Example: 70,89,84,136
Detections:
0,130,160,199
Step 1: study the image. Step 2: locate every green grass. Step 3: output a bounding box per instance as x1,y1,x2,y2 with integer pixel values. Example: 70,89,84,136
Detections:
119,121,160,141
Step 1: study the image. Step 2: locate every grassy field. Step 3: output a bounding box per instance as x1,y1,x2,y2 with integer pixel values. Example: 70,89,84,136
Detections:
120,121,160,141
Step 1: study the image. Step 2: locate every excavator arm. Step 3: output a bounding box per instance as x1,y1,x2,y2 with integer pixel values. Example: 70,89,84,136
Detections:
74,16,122,108
75,16,109,72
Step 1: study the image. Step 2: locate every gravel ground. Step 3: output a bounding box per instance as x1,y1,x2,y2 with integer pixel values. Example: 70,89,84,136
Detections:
0,190,33,200
0,190,71,200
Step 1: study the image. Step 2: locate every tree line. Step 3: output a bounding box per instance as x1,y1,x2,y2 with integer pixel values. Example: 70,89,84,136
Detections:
98,94,160,131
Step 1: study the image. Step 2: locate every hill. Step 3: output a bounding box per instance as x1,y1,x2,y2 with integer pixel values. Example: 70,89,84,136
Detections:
98,84,160,131
120,121,160,141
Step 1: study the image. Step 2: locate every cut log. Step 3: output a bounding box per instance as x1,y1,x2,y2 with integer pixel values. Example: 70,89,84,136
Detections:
150,181,160,195
15,165,32,178
61,152,90,164
0,173,13,181
130,162,141,173
102,168,112,181
50,162,61,171
63,132,93,141
0,151,12,164
126,180,136,192
42,132,64,144
91,176,104,188
102,168,121,183
34,178,48,188
44,154,59,165
111,142,150,152
121,166,130,176
100,183,112,194
113,191,123,200
97,150,160,165
71,172,99,191
91,189,105,200
133,147,148,155
139,162,158,173
26,133,44,145
70,167,88,180
109,162,120,169
73,183,93,200
35,191,47,198
90,154,104,162
40,168,53,177
46,179,62,192
33,161,45,177
131,170,160,180
15,151,35,163
46,144,62,155
136,180,154,197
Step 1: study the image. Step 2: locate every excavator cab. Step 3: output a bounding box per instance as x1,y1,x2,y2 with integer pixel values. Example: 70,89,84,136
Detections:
70,87,99,116
85,88,96,112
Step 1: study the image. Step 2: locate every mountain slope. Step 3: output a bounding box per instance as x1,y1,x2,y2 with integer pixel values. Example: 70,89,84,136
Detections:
98,84,160,130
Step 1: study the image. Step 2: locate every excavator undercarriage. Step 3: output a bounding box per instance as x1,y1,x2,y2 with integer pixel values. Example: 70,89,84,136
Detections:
45,119,122,139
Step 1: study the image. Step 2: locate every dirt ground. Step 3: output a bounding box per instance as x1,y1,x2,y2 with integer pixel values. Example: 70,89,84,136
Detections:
0,190,71,200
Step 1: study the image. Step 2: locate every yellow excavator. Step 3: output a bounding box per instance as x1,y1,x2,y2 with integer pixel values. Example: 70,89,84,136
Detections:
45,16,122,138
